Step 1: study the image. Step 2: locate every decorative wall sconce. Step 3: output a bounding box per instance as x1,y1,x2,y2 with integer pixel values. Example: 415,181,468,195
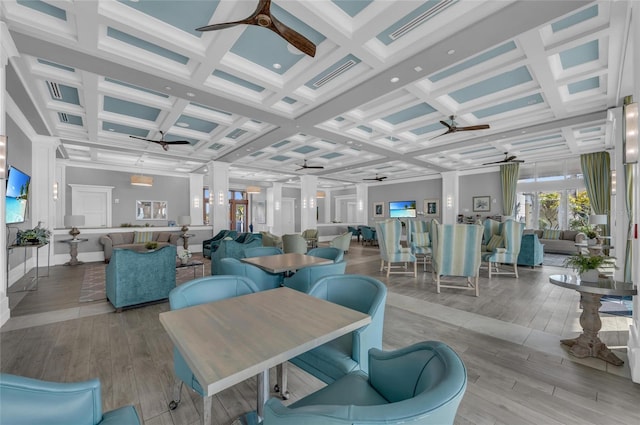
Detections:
53,182,59,201
623,97,638,164
309,197,315,209
302,198,307,209
358,200,363,211
275,201,281,211
218,191,225,205
446,195,453,209
0,135,6,179
611,170,616,195
193,197,200,208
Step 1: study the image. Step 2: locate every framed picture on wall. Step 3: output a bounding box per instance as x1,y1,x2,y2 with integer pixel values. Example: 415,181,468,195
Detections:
473,196,491,212
373,202,384,218
136,200,168,220
423,199,439,217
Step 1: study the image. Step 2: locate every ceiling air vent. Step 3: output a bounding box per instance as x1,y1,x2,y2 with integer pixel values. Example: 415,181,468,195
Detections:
313,60,357,88
47,81,63,99
58,112,69,123
389,0,454,40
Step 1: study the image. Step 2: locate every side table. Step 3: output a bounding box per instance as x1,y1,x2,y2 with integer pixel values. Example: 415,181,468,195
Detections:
59,238,89,266
176,260,205,279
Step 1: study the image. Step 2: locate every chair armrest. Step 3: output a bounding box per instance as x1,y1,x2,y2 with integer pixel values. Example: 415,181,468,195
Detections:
399,247,412,253
575,232,586,243
99,406,140,425
495,247,507,254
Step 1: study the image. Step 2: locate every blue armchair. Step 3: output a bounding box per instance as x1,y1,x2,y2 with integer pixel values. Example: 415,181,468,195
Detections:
167,276,259,414
203,230,237,258
517,233,544,267
359,225,377,246
264,341,466,425
408,219,432,271
106,245,177,310
376,219,417,277
0,373,140,425
211,236,262,275
219,257,284,290
282,260,347,293
202,229,230,258
244,246,283,257
307,246,344,262
481,219,525,278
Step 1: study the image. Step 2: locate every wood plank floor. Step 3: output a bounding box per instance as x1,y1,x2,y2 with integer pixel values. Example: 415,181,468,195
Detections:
2,241,638,425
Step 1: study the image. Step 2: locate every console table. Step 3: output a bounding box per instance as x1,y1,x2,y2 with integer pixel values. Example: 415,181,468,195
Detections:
549,274,636,366
6,242,50,291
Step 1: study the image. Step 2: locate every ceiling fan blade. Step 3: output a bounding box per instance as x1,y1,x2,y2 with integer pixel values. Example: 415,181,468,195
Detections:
512,159,525,163
196,20,252,32
163,140,191,145
305,165,324,169
439,120,452,130
270,14,316,57
129,135,155,142
482,160,503,166
459,124,490,131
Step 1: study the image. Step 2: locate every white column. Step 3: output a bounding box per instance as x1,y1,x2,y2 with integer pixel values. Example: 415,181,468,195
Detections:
206,161,229,235
322,189,331,223
189,173,204,226
441,171,459,224
269,183,283,235
300,175,317,231
31,136,59,231
1,23,18,327
356,183,367,224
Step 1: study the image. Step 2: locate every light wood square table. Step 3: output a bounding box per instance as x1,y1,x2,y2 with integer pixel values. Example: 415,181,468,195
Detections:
159,287,371,425
240,252,332,274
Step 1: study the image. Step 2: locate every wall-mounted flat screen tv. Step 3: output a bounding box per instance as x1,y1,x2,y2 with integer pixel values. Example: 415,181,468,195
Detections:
6,166,31,224
389,200,416,218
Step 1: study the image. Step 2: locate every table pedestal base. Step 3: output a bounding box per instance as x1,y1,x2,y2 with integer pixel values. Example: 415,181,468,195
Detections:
560,293,624,366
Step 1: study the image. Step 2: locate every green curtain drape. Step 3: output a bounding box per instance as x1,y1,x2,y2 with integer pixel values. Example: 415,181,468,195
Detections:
624,164,633,282
500,163,520,217
580,152,611,236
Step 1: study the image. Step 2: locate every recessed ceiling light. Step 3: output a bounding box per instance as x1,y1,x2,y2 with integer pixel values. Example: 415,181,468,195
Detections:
414,66,423,72
186,92,195,97
273,63,281,69
390,77,400,83
176,122,189,127
164,86,171,90
447,49,455,55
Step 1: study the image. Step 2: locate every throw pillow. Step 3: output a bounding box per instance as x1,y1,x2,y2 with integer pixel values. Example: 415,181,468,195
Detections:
486,234,505,252
542,229,561,240
157,232,171,242
108,233,124,246
412,232,430,246
133,231,154,244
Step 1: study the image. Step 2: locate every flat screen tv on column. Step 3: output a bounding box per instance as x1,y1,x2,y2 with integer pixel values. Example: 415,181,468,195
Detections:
5,166,30,224
389,200,416,218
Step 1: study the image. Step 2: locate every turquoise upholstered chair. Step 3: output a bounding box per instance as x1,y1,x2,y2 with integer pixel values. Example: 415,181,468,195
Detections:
307,246,344,262
203,230,237,258
481,219,525,278
264,341,466,425
329,232,352,253
0,373,141,425
211,236,262,275
244,246,283,257
517,233,544,267
106,245,177,310
407,219,432,271
359,226,377,246
278,275,386,401
347,226,360,242
431,222,483,296
202,229,230,258
376,219,417,277
283,260,347,293
483,218,502,246
282,233,308,254
167,276,259,413
219,257,283,290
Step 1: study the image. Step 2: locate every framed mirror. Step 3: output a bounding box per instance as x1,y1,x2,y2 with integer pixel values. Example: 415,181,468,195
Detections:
136,200,168,220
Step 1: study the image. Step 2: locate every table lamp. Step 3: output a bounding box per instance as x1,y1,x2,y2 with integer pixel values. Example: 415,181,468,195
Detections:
64,215,85,240
177,215,191,235
589,214,607,244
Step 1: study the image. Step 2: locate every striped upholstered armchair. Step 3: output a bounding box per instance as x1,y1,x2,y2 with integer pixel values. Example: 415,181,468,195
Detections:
375,219,416,277
407,219,432,271
481,219,525,278
431,222,483,296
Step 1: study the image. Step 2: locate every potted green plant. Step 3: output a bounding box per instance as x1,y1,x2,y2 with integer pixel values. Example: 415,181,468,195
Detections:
578,225,598,245
17,226,51,245
563,253,605,282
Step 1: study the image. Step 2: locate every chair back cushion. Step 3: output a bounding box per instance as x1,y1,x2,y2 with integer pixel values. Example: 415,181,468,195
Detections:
283,261,347,293
282,234,308,254
411,232,430,247
307,247,344,262
407,220,430,243
432,224,483,278
169,275,258,310
483,219,501,245
486,234,504,252
244,246,283,257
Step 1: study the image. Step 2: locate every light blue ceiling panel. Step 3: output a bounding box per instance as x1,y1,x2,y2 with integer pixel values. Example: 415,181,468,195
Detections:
212,70,265,92
270,155,291,161
521,143,566,152
282,97,297,104
103,121,149,137
382,102,436,124
305,55,361,90
460,146,496,155
117,0,218,37
250,151,264,157
567,76,599,94
450,66,532,103
107,27,189,64
104,96,161,121
105,78,169,98
559,39,599,69
17,0,66,20
377,0,457,45
164,134,199,145
332,0,372,17
271,3,326,45
430,41,517,82
357,125,373,133
272,140,290,148
473,93,544,119
58,113,83,126
191,102,232,115
512,134,562,145
410,122,443,135
293,146,319,154
208,143,225,150
552,5,598,33
387,136,399,142
38,59,74,72
335,116,345,122
175,115,218,133
579,127,601,134
321,152,343,159
48,83,80,105
226,129,247,139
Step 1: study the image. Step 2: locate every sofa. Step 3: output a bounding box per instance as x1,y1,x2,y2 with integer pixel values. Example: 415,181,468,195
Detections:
106,245,177,310
523,229,585,254
100,230,181,262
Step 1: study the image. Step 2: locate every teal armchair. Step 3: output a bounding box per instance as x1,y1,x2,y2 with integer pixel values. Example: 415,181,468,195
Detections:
431,222,483,296
407,219,432,271
283,260,347,293
211,236,262,275
517,233,544,267
376,219,416,277
264,341,466,425
481,219,525,278
0,373,140,425
219,257,284,290
307,246,344,262
105,245,177,310
202,229,230,258
244,246,283,257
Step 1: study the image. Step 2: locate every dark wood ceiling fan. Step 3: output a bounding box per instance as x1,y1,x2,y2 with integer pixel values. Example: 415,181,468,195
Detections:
483,152,525,165
129,131,191,151
363,174,387,182
196,0,316,57
295,159,324,171
430,115,490,140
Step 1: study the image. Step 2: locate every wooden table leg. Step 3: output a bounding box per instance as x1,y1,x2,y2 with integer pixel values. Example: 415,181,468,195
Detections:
560,293,624,366
202,395,212,425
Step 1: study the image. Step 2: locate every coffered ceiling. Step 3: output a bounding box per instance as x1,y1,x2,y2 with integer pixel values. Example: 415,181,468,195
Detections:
2,0,632,189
